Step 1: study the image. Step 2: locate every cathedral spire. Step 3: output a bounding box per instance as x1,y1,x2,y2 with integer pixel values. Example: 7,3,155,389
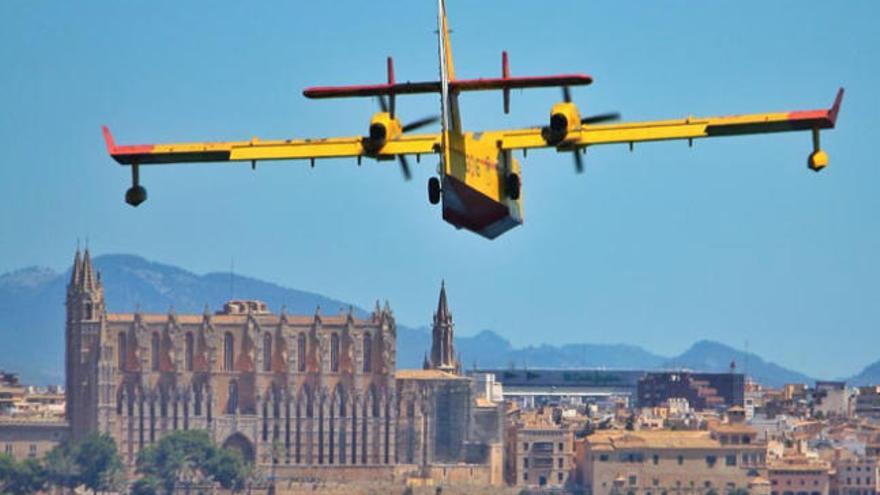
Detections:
69,248,83,288
436,279,449,321
80,249,97,292
429,280,458,374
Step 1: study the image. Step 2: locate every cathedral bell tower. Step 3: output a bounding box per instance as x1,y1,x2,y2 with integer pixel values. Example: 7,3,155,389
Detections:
426,281,460,374
65,248,105,437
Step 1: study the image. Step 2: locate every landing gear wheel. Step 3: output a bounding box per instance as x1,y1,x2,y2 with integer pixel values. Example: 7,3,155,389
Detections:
505,173,521,200
428,177,441,205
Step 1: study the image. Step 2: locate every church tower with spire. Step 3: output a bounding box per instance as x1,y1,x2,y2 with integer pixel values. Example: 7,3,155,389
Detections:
65,247,107,438
426,280,460,374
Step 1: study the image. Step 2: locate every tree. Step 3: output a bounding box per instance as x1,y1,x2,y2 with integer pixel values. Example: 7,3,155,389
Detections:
136,430,248,494
131,475,161,495
44,441,80,494
74,433,126,494
0,455,48,495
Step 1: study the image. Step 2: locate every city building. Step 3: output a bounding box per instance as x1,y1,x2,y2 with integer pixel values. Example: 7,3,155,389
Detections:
506,408,576,488
830,452,880,495
813,382,850,419
768,456,831,495
64,249,502,484
855,388,880,420
576,423,767,495
0,419,68,462
480,368,644,408
637,371,745,411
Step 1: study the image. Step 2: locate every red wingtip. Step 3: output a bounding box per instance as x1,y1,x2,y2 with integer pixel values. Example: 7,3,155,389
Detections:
828,87,844,126
101,125,116,154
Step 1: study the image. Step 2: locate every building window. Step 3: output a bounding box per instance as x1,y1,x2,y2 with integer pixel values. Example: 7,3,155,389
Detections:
330,333,339,372
263,333,272,372
28,444,37,458
524,458,529,468
4,444,11,455
678,455,684,465
185,333,194,372
227,380,239,414
363,333,372,373
558,458,563,468
523,443,529,451
558,472,564,483
297,333,306,372
558,442,564,452
117,332,127,370
726,454,737,466
151,333,160,371
523,473,528,481
705,481,712,488
653,454,660,465
224,333,234,371
706,455,717,468
629,476,637,486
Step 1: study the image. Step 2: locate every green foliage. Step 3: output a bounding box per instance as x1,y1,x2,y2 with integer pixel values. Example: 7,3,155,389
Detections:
131,475,162,495
0,455,48,495
204,447,246,491
136,430,249,494
75,433,126,494
44,440,80,492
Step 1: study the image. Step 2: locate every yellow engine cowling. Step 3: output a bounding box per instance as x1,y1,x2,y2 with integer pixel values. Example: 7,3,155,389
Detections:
543,102,582,145
364,112,403,155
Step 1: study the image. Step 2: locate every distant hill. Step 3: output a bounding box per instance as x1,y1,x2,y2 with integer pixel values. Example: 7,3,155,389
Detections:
0,254,821,388
847,360,880,387
662,340,816,387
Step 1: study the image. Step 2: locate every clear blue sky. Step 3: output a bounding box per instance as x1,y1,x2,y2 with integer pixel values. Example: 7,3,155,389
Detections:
1,1,877,379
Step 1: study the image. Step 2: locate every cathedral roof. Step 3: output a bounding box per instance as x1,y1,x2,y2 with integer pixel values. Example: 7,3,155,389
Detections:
105,312,370,328
395,369,466,381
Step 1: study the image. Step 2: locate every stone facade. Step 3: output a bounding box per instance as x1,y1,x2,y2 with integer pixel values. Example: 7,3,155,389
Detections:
0,420,68,461
65,250,503,485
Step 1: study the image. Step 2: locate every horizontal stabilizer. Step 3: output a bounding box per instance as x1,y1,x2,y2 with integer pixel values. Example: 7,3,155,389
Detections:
304,74,592,99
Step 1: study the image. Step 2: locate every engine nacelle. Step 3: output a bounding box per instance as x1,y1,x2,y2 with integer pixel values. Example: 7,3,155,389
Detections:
363,112,403,155
542,102,582,146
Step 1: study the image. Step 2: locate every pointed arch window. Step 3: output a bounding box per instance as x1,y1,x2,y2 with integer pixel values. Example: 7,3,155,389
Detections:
263,333,273,372
297,333,306,372
84,302,93,320
224,332,235,371
117,332,127,370
185,333,194,372
227,380,239,414
330,333,340,372
151,333,160,371
363,333,372,373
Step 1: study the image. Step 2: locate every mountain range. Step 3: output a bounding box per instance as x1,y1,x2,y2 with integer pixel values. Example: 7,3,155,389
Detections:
1,254,877,388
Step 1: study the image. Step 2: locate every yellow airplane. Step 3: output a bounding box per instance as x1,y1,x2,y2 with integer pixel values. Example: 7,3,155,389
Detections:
104,0,843,240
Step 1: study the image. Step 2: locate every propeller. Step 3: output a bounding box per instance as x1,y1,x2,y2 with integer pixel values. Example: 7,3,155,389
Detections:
560,86,621,173
373,97,440,180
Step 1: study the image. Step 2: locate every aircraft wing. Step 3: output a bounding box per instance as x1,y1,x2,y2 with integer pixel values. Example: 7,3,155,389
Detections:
103,126,441,165
499,88,843,151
